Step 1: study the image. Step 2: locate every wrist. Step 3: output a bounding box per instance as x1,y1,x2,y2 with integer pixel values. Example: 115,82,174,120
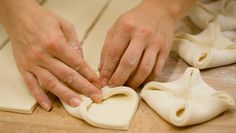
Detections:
143,0,196,23
0,0,40,29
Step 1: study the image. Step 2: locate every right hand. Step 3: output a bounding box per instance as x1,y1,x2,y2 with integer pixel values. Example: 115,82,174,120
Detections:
2,2,102,111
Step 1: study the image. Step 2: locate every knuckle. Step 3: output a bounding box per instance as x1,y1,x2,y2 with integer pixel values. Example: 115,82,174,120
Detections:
44,78,57,91
62,89,72,100
74,60,86,72
139,63,152,74
121,57,137,68
31,47,45,61
136,27,152,37
106,51,121,62
62,71,77,84
44,36,61,51
119,16,134,29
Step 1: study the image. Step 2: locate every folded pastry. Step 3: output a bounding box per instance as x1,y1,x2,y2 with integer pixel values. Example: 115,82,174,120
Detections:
188,0,236,31
173,23,236,69
61,86,139,130
141,67,235,127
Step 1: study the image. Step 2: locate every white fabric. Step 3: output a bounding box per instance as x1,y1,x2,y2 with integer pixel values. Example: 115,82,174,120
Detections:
141,67,235,127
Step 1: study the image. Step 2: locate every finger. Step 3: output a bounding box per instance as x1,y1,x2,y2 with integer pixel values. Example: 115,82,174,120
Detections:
145,49,170,82
108,34,146,87
126,47,158,88
33,67,82,107
99,28,114,71
41,57,102,102
59,17,83,56
100,26,131,86
21,71,51,111
46,37,101,88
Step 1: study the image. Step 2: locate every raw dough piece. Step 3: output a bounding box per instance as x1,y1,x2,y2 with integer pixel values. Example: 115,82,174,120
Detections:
0,43,37,114
82,0,142,70
188,0,236,31
141,67,235,127
172,23,236,69
43,0,110,41
61,86,139,130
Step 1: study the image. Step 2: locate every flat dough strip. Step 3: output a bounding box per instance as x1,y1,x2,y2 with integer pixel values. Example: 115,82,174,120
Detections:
0,43,37,114
43,0,110,41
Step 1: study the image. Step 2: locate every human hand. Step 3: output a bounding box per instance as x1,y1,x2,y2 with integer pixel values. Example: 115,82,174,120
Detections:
1,1,102,111
99,0,178,88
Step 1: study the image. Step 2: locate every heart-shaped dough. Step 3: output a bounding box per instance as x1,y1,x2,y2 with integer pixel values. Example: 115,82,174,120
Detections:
188,0,236,31
141,67,235,127
172,23,236,69
61,86,139,130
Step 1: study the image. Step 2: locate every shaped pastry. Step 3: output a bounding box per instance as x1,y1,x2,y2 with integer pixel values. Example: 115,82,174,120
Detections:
188,0,236,31
172,23,236,69
141,67,235,127
61,86,139,130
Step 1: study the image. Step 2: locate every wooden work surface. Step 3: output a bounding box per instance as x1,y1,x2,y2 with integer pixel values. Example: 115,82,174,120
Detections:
0,0,236,132
0,53,236,133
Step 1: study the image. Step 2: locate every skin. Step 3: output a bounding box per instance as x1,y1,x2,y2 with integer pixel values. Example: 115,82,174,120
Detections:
99,0,196,88
0,0,196,111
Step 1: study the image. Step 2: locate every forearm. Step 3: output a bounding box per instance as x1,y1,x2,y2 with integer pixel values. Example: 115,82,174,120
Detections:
143,0,197,22
0,0,39,27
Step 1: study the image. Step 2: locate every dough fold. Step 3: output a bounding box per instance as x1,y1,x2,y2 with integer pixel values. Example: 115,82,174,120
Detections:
61,86,139,130
141,67,235,127
188,0,236,31
173,23,236,69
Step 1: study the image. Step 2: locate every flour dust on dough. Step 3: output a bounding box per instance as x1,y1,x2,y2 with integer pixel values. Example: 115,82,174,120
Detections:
172,23,236,69
141,67,235,127
188,0,236,31
61,86,139,130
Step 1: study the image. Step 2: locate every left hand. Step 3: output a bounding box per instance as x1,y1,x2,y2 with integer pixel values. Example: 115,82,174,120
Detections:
99,0,177,88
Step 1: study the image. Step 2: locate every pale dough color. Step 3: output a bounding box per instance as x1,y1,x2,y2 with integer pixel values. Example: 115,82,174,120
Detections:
141,67,235,127
188,0,236,31
61,86,139,130
173,23,236,69
0,44,37,114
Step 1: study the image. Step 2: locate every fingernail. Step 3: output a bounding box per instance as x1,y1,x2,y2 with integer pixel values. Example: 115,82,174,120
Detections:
69,98,81,107
91,93,103,103
102,78,108,87
40,101,51,111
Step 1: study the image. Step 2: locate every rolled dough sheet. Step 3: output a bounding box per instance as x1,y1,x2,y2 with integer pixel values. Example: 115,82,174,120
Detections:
0,24,8,49
173,23,236,69
0,43,37,114
43,0,110,41
141,67,235,127
82,0,142,70
61,86,139,130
